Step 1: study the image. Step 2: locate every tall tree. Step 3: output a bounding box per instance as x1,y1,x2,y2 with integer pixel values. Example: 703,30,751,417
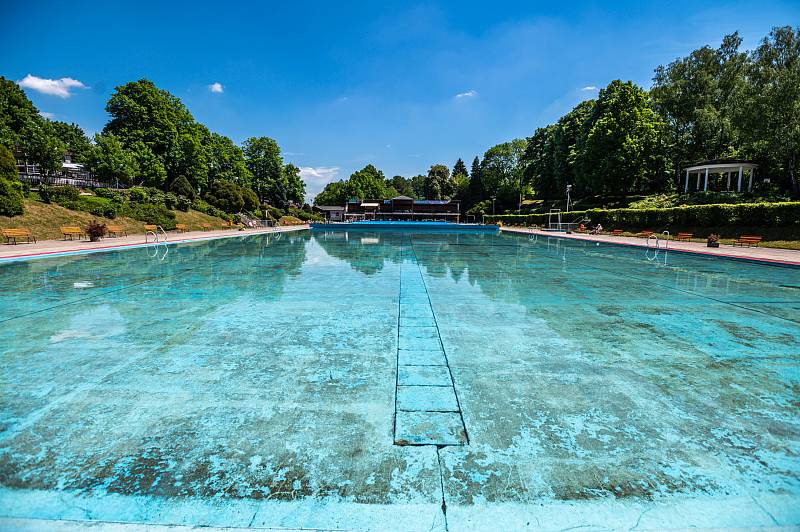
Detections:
207,132,251,188
282,163,305,204
574,80,667,195
452,158,468,181
480,139,527,210
242,136,283,203
87,133,139,186
425,164,451,199
734,26,800,195
50,121,93,163
522,126,558,199
651,33,747,188
387,175,415,197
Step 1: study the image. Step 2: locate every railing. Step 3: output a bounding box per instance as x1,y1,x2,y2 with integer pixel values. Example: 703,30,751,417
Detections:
17,173,122,189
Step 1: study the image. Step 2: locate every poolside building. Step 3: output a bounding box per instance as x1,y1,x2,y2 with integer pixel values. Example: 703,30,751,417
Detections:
316,196,461,222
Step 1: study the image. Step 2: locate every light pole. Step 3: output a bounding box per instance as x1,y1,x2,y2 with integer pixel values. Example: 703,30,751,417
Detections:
566,184,572,213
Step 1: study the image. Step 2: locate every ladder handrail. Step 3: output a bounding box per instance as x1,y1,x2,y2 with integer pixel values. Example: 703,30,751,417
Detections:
156,225,168,242
145,230,157,243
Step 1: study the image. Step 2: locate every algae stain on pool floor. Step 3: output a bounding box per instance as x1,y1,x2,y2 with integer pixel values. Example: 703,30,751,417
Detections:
0,230,798,529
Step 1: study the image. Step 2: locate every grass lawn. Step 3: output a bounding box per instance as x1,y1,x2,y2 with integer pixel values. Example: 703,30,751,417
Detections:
1,200,229,242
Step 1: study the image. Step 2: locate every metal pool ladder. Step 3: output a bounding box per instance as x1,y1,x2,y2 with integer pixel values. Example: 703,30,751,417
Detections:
145,225,169,243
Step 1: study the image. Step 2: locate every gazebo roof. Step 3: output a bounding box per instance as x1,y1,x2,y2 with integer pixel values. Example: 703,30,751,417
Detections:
684,158,758,172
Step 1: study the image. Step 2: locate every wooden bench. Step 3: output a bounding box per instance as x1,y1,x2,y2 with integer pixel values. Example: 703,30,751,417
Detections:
610,229,623,236
106,225,127,237
175,224,188,233
733,235,762,247
144,224,158,232
60,226,85,240
201,223,211,231
674,232,693,242
2,228,36,244
635,230,653,238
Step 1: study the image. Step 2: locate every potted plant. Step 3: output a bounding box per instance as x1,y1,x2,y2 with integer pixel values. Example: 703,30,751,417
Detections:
85,220,107,242
707,233,720,248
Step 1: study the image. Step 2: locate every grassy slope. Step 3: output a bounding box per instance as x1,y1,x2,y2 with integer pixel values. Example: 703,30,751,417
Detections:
1,199,229,241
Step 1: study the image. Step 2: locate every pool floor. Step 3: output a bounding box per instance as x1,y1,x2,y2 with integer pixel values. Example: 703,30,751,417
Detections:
1,230,798,530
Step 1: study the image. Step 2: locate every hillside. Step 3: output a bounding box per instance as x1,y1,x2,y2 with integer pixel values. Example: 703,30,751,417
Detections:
0,199,230,242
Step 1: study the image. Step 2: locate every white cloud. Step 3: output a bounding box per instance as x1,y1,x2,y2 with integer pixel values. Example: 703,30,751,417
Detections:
208,82,224,93
580,86,598,91
39,111,56,119
455,89,477,99
300,166,340,202
17,74,87,98
336,96,349,103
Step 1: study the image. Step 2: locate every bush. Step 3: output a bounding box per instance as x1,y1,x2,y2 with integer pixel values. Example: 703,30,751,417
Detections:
485,202,800,229
176,196,192,212
264,204,285,220
94,188,124,203
120,203,176,229
192,198,231,220
169,175,197,199
241,187,259,212
128,187,149,203
204,179,244,214
39,184,80,203
278,215,305,226
0,177,25,216
85,220,107,241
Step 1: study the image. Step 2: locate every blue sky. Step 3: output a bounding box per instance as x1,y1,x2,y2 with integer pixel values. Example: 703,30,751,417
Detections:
2,1,798,200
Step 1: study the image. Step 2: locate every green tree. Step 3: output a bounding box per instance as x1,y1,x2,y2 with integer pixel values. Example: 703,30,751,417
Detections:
50,121,93,163
425,164,452,199
282,163,305,204
481,139,527,210
0,76,64,173
387,175,415,197
169,175,197,199
314,180,348,205
452,158,468,181
207,132,252,188
651,33,747,188
0,145,16,180
523,126,559,199
87,133,139,186
347,164,394,199
410,174,426,198
574,80,667,195
734,26,800,195
243,136,283,202
205,179,244,213
130,141,167,187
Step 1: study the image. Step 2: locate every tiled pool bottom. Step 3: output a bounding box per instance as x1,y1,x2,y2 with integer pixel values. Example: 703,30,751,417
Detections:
0,230,798,530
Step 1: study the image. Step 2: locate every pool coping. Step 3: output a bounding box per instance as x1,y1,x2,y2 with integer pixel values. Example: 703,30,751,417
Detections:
502,226,800,267
0,225,309,262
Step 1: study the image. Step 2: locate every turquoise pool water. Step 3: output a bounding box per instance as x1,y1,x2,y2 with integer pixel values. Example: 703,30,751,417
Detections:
1,230,798,530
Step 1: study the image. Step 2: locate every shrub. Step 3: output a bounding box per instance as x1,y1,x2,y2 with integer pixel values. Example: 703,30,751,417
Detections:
264,204,285,220
176,196,192,212
204,179,244,214
163,192,178,210
169,175,197,199
128,187,149,203
278,215,305,226
94,188,124,202
241,187,259,212
39,184,80,203
120,203,176,229
0,145,17,180
191,198,231,220
0,177,25,216
85,220,107,241
485,202,800,229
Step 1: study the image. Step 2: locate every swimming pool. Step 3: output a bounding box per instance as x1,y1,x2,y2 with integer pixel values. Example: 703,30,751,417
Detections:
1,230,798,530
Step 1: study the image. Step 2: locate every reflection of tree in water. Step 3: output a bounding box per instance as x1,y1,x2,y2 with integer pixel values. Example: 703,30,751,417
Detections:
312,231,404,276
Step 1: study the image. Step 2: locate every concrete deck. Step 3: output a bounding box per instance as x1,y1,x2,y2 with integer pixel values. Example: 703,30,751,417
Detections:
502,226,800,266
0,225,309,261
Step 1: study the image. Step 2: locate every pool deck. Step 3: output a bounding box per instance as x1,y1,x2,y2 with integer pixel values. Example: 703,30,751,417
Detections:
501,226,800,266
0,225,309,261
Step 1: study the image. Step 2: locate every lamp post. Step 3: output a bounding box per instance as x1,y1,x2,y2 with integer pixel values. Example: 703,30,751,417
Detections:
566,184,572,213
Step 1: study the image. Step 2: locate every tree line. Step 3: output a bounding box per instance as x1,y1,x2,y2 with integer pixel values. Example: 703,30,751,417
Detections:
0,78,306,210
315,26,798,213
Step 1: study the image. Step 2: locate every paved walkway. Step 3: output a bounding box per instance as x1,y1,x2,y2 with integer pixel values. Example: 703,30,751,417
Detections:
0,225,309,261
502,226,800,266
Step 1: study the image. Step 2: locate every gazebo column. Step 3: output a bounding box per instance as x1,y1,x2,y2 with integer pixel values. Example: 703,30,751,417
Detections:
696,173,701,190
737,166,743,192
684,169,689,193
726,172,731,190
704,168,709,191
749,168,754,192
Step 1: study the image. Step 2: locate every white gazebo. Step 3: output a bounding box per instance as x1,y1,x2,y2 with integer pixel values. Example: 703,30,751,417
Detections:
683,159,758,193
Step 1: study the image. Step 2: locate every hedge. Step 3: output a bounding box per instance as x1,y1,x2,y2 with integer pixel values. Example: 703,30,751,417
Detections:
485,202,800,228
